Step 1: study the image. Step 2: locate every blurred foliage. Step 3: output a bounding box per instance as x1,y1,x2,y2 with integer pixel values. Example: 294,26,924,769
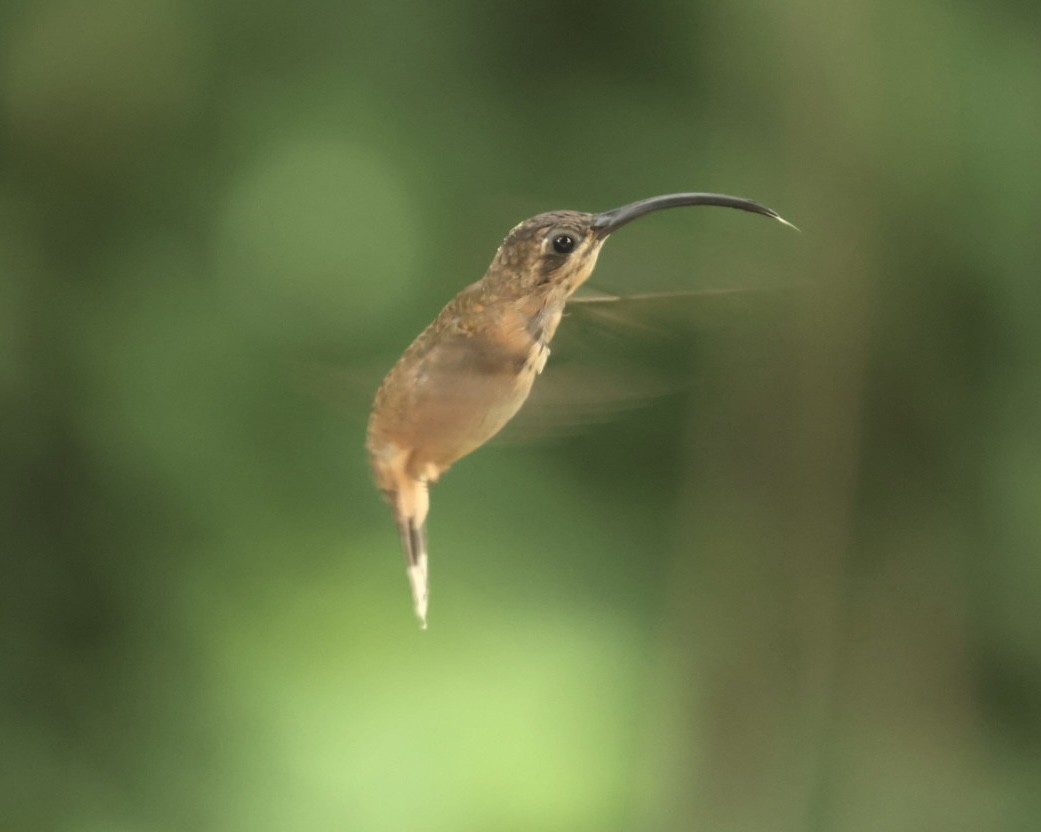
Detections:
3,0,1041,830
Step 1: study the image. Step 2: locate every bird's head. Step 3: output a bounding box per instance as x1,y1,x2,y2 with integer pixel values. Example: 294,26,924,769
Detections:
487,192,794,297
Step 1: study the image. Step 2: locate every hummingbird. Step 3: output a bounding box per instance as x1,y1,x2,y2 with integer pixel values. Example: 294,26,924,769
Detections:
366,192,795,627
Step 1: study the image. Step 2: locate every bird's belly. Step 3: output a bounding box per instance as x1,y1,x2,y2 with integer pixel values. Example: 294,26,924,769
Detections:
408,364,538,468
369,325,551,480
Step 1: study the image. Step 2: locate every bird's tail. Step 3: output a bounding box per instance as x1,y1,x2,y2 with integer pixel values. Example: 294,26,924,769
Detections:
396,513,429,629
392,481,430,629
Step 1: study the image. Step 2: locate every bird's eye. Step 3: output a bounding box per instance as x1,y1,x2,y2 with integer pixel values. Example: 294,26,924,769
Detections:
552,234,575,254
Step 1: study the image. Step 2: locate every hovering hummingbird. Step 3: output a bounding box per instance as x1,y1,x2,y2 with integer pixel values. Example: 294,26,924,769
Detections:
366,193,795,627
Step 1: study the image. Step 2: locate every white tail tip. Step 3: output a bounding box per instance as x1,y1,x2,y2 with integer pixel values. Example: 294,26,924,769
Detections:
407,555,429,629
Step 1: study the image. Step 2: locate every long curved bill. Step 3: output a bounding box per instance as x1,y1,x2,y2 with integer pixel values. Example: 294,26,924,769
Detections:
591,192,798,236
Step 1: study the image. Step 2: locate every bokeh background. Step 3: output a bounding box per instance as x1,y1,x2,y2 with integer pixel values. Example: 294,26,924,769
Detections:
3,0,1041,829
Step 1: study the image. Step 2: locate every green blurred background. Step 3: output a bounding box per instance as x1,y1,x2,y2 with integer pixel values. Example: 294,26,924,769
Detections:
3,0,1041,829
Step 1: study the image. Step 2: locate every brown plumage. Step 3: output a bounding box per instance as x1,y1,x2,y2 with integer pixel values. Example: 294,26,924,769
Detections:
366,193,793,627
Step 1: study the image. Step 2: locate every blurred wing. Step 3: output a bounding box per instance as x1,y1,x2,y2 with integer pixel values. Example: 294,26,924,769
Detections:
502,284,808,441
297,358,385,419
566,283,807,332
302,284,808,439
